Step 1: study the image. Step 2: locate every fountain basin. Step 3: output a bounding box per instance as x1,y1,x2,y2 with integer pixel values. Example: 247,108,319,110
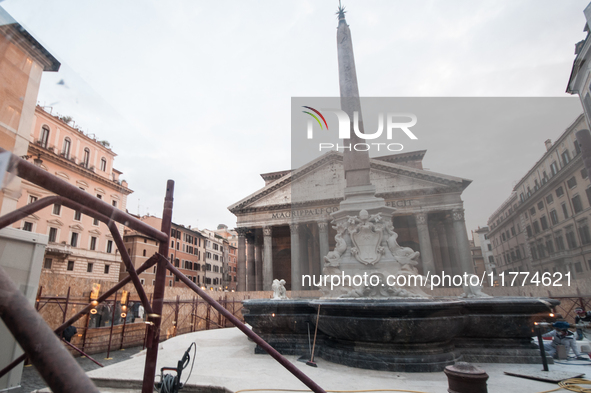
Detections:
242,297,558,372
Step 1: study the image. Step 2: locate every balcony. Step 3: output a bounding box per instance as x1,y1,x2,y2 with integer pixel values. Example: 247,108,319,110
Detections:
45,242,73,259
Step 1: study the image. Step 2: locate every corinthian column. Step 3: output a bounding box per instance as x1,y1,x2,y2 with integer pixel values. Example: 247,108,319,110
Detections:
236,227,247,292
415,213,435,276
263,226,273,291
246,231,256,291
318,221,330,270
451,209,476,275
290,223,301,291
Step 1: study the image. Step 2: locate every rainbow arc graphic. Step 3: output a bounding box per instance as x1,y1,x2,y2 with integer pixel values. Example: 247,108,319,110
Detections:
302,106,329,130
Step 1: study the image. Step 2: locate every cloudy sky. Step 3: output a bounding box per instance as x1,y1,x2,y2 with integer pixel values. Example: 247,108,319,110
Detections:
1,0,590,234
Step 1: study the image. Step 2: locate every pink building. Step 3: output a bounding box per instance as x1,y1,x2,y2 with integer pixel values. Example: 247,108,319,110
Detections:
13,105,133,281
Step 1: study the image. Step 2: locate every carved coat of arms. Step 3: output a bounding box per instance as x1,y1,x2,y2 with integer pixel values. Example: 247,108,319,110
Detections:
349,210,385,265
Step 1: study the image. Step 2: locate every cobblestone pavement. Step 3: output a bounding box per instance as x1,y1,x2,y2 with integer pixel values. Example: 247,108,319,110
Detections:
12,346,145,393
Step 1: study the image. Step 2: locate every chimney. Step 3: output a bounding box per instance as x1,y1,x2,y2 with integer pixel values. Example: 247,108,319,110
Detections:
544,139,552,152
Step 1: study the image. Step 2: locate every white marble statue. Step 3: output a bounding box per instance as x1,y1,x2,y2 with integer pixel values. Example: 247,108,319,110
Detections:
272,279,288,300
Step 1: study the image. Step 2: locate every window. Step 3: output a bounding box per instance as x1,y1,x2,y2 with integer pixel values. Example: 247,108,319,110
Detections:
487,244,492,251
562,203,569,219
52,204,61,215
62,138,71,158
100,157,107,171
143,249,146,257
540,216,548,231
580,223,591,245
70,232,78,247
93,218,99,226
28,195,38,204
47,227,58,242
567,176,577,189
96,194,102,200
530,207,536,216
90,236,97,251
67,260,74,271
511,227,516,236
537,201,544,210
550,210,559,225
537,243,546,258
520,193,525,203
23,221,32,231
516,248,522,260
74,210,81,221
575,262,583,273
533,221,540,234
573,195,583,214
83,148,90,168
562,150,571,166
104,265,110,274
87,263,93,273
526,225,532,237
106,240,113,253
546,239,555,254
582,168,589,180
556,186,564,197
556,235,566,251
587,188,591,208
530,244,538,260
550,161,558,176
502,233,506,241
44,258,52,269
566,229,578,249
40,126,50,148
112,200,117,208
546,194,553,204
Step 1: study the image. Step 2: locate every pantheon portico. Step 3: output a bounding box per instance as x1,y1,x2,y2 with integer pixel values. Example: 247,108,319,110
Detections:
228,150,473,291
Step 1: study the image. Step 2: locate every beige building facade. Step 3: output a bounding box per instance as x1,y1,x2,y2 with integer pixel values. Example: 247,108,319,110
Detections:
488,114,591,278
15,106,132,282
0,8,60,215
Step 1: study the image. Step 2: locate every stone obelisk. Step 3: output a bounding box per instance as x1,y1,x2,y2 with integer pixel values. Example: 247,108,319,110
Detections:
334,4,390,213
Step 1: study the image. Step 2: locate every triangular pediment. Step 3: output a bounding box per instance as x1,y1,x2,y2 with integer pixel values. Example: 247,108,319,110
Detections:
26,213,40,221
229,151,471,213
47,218,63,226
70,223,84,231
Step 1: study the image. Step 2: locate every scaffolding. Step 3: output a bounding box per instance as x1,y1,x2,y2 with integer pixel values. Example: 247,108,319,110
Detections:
0,148,326,393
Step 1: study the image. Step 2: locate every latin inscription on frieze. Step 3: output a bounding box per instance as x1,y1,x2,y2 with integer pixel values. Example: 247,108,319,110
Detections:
271,206,339,220
385,199,414,208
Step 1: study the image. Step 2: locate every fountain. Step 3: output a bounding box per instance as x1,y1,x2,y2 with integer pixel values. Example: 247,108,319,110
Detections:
242,3,557,372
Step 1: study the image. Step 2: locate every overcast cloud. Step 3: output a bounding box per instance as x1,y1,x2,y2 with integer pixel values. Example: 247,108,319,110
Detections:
1,0,589,234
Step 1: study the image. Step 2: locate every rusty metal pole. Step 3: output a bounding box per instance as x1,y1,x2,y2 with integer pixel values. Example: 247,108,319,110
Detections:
120,295,129,350
35,286,42,311
166,262,327,393
106,292,118,359
142,180,174,393
59,287,71,340
62,339,104,367
1,256,162,380
174,295,179,337
82,311,91,352
0,266,100,393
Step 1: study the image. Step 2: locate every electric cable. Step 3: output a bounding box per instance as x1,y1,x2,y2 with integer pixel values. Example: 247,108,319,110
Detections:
183,342,197,386
536,377,591,393
155,342,197,393
234,389,433,393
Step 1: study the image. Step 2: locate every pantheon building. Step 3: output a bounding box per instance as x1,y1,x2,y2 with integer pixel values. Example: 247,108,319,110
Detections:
228,149,472,291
